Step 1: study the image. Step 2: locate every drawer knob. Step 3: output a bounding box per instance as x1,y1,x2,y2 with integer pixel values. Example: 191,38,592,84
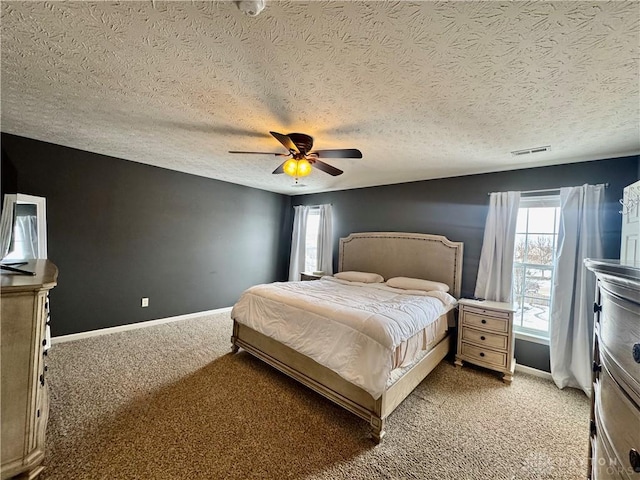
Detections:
633,344,640,364
481,319,487,324
480,352,485,357
480,336,486,341
630,449,640,473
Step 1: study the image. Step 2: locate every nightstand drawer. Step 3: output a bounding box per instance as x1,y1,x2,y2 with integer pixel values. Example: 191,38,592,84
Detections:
461,327,508,351
460,342,507,368
462,311,509,333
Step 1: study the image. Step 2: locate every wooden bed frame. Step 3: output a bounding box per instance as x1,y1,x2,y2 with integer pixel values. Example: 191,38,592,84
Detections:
231,232,464,442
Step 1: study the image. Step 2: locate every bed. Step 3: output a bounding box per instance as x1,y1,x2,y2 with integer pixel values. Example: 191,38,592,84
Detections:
231,232,464,442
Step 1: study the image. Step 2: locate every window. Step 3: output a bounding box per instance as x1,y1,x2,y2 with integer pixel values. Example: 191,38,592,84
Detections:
304,207,320,273
512,195,560,339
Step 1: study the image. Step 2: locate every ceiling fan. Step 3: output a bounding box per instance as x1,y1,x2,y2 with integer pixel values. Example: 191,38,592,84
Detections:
229,131,362,178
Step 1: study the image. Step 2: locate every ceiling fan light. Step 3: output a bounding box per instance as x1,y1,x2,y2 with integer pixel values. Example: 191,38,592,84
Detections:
297,158,312,177
283,158,299,177
283,158,312,178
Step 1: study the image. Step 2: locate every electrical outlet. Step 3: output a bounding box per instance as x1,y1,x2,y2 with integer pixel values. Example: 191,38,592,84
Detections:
141,297,149,307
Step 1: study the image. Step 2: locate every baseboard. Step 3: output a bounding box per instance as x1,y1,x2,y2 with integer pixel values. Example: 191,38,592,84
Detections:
515,363,553,380
51,307,233,344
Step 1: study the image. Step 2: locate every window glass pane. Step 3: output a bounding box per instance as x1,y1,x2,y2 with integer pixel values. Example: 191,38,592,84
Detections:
524,268,552,300
512,265,526,303
520,297,550,332
527,207,557,234
514,234,527,263
524,235,555,265
304,211,320,272
515,209,528,233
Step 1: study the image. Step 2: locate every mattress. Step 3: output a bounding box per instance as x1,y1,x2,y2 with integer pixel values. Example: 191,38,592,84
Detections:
231,277,456,398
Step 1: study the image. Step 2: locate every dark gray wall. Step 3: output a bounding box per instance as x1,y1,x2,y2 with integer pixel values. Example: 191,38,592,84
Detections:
2,133,291,336
1,147,18,208
291,155,639,371
3,129,637,371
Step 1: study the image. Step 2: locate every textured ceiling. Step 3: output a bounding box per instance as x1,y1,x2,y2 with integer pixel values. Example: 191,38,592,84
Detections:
1,1,639,195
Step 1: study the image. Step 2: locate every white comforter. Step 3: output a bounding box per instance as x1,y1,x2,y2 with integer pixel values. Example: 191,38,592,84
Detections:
231,277,456,398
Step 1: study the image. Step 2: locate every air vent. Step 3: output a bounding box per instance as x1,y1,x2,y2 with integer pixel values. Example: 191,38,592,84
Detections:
511,146,551,157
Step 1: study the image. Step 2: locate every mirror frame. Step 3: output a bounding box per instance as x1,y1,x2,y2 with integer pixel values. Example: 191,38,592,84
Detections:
0,193,47,259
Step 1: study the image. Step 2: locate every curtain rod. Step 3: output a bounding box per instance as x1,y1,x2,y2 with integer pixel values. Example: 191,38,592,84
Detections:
488,183,609,196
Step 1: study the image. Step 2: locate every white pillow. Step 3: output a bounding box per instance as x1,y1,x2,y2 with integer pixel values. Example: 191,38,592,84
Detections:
334,271,384,284
386,277,450,292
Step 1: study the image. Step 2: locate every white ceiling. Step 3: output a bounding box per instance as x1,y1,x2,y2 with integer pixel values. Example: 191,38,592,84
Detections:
1,1,639,195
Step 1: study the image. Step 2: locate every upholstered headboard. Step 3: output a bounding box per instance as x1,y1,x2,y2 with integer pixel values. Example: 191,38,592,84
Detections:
338,232,464,298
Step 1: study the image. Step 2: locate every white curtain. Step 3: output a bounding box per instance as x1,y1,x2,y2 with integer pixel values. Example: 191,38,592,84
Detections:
288,205,310,281
550,184,604,395
475,191,521,302
316,204,333,275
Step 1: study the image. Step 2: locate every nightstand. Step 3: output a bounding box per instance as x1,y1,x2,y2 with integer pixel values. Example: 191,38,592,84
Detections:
454,299,517,384
300,272,323,281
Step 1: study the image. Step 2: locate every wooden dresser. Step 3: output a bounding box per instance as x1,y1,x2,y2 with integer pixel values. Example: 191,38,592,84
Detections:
1,260,58,480
584,259,640,479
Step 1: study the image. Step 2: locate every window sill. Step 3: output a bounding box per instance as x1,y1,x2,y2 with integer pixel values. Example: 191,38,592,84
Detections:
514,331,550,346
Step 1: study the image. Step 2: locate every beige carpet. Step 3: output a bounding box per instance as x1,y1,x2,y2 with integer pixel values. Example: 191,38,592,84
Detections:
42,312,590,480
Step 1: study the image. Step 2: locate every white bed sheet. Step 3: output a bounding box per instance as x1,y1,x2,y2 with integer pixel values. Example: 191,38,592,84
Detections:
231,277,456,398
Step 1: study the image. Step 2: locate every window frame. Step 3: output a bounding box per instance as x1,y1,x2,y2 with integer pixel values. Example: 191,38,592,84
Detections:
303,206,321,273
512,193,560,343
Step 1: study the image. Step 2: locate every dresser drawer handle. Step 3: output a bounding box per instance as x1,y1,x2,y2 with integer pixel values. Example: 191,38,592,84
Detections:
481,319,487,324
479,352,485,357
633,344,640,364
480,336,486,341
630,449,640,473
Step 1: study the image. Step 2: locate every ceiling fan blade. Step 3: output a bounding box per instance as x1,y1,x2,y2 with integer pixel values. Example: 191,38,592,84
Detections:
311,149,362,159
313,160,343,176
272,161,286,174
270,131,300,154
229,151,289,156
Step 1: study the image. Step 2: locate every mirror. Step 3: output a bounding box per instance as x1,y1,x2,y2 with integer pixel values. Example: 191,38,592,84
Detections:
0,194,47,260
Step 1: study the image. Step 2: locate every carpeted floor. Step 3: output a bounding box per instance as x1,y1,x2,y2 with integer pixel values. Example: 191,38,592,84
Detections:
42,312,590,480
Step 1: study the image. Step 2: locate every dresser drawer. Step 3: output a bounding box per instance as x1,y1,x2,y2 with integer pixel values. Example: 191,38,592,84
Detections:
460,342,507,368
595,363,640,476
591,426,627,480
461,311,509,333
599,289,640,400
461,327,508,351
